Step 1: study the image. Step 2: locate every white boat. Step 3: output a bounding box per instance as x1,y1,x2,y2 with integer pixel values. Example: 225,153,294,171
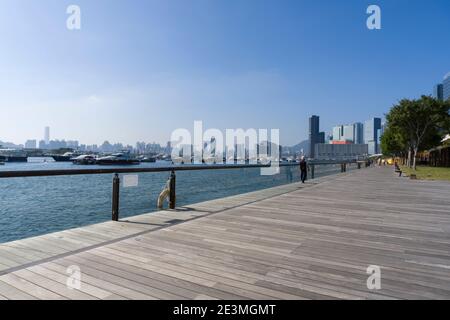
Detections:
72,154,97,165
51,152,80,162
96,151,140,165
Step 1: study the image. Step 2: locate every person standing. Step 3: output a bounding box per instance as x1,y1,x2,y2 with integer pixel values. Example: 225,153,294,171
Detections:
299,156,308,183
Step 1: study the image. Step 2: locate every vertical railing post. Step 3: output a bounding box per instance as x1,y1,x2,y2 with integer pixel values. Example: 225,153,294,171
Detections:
311,165,315,179
358,162,361,169
112,173,120,221
344,163,347,172
169,170,176,209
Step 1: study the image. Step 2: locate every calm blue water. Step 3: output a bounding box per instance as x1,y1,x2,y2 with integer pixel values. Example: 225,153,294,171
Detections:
0,158,348,243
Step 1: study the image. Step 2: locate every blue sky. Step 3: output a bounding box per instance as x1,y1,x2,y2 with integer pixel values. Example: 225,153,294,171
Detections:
0,0,449,146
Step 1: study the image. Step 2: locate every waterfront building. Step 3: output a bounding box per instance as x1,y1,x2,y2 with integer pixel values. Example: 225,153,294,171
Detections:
67,140,79,148
165,141,172,154
44,126,50,145
434,83,444,101
354,122,364,144
38,140,46,149
364,118,382,155
343,125,355,142
332,123,363,144
48,140,68,149
135,142,146,154
309,115,325,158
377,123,385,150
315,143,368,160
24,140,37,149
444,72,450,101
332,125,343,141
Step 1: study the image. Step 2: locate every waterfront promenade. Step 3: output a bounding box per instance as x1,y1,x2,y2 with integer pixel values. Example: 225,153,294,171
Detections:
0,167,449,299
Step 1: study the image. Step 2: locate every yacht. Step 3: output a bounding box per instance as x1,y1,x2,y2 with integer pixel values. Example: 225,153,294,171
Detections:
51,152,80,162
137,155,157,163
72,154,97,165
96,151,140,165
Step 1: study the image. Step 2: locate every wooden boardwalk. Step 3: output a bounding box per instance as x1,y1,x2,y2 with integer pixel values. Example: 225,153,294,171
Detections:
0,166,449,300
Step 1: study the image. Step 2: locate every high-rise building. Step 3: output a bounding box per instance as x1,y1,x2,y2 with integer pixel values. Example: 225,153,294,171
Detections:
38,140,46,149
377,123,385,148
25,140,37,149
354,122,364,144
67,140,79,148
332,125,343,141
443,72,450,101
315,143,368,160
434,83,444,101
332,123,363,144
364,118,382,155
44,126,50,145
343,125,355,142
309,115,325,159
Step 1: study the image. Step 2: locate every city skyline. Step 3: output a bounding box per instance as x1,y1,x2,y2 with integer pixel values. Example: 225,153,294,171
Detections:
0,1,449,146
308,115,382,159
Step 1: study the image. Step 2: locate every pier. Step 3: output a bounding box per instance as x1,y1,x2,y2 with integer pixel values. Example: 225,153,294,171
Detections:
0,166,449,299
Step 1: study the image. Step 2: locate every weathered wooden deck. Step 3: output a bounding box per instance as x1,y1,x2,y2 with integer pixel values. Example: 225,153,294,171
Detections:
0,166,449,300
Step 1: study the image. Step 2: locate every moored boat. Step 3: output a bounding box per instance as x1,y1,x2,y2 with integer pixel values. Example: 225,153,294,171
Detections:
72,154,97,165
137,155,156,163
51,152,79,162
96,151,140,165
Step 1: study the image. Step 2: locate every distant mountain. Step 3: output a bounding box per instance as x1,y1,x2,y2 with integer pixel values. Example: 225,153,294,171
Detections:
282,140,309,156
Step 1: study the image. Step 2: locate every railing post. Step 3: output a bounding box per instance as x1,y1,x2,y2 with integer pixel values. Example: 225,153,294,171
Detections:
169,170,176,209
112,173,120,221
311,165,315,179
358,162,361,169
343,163,347,172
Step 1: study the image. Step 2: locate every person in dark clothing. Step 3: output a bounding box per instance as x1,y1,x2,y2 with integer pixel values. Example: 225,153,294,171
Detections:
299,156,307,183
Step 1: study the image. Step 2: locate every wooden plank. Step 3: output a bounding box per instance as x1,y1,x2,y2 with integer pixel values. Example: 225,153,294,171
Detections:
0,279,38,300
0,167,449,299
0,273,66,300
13,269,97,300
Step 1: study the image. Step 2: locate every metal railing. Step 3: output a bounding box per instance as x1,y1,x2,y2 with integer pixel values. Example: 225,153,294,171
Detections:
0,160,364,221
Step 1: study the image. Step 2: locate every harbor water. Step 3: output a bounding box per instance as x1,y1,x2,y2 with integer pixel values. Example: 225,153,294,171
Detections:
0,158,350,243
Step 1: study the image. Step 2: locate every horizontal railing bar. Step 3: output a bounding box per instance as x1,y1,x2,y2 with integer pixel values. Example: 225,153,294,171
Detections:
0,160,357,179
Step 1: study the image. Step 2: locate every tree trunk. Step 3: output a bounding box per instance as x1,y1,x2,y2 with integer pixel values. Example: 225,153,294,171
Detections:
407,149,412,168
413,147,418,170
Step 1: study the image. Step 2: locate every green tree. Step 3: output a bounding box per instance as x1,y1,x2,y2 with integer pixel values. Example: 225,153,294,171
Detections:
380,126,406,157
384,96,449,169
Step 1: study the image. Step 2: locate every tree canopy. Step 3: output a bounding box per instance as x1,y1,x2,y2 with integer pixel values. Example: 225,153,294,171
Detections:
381,96,450,169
